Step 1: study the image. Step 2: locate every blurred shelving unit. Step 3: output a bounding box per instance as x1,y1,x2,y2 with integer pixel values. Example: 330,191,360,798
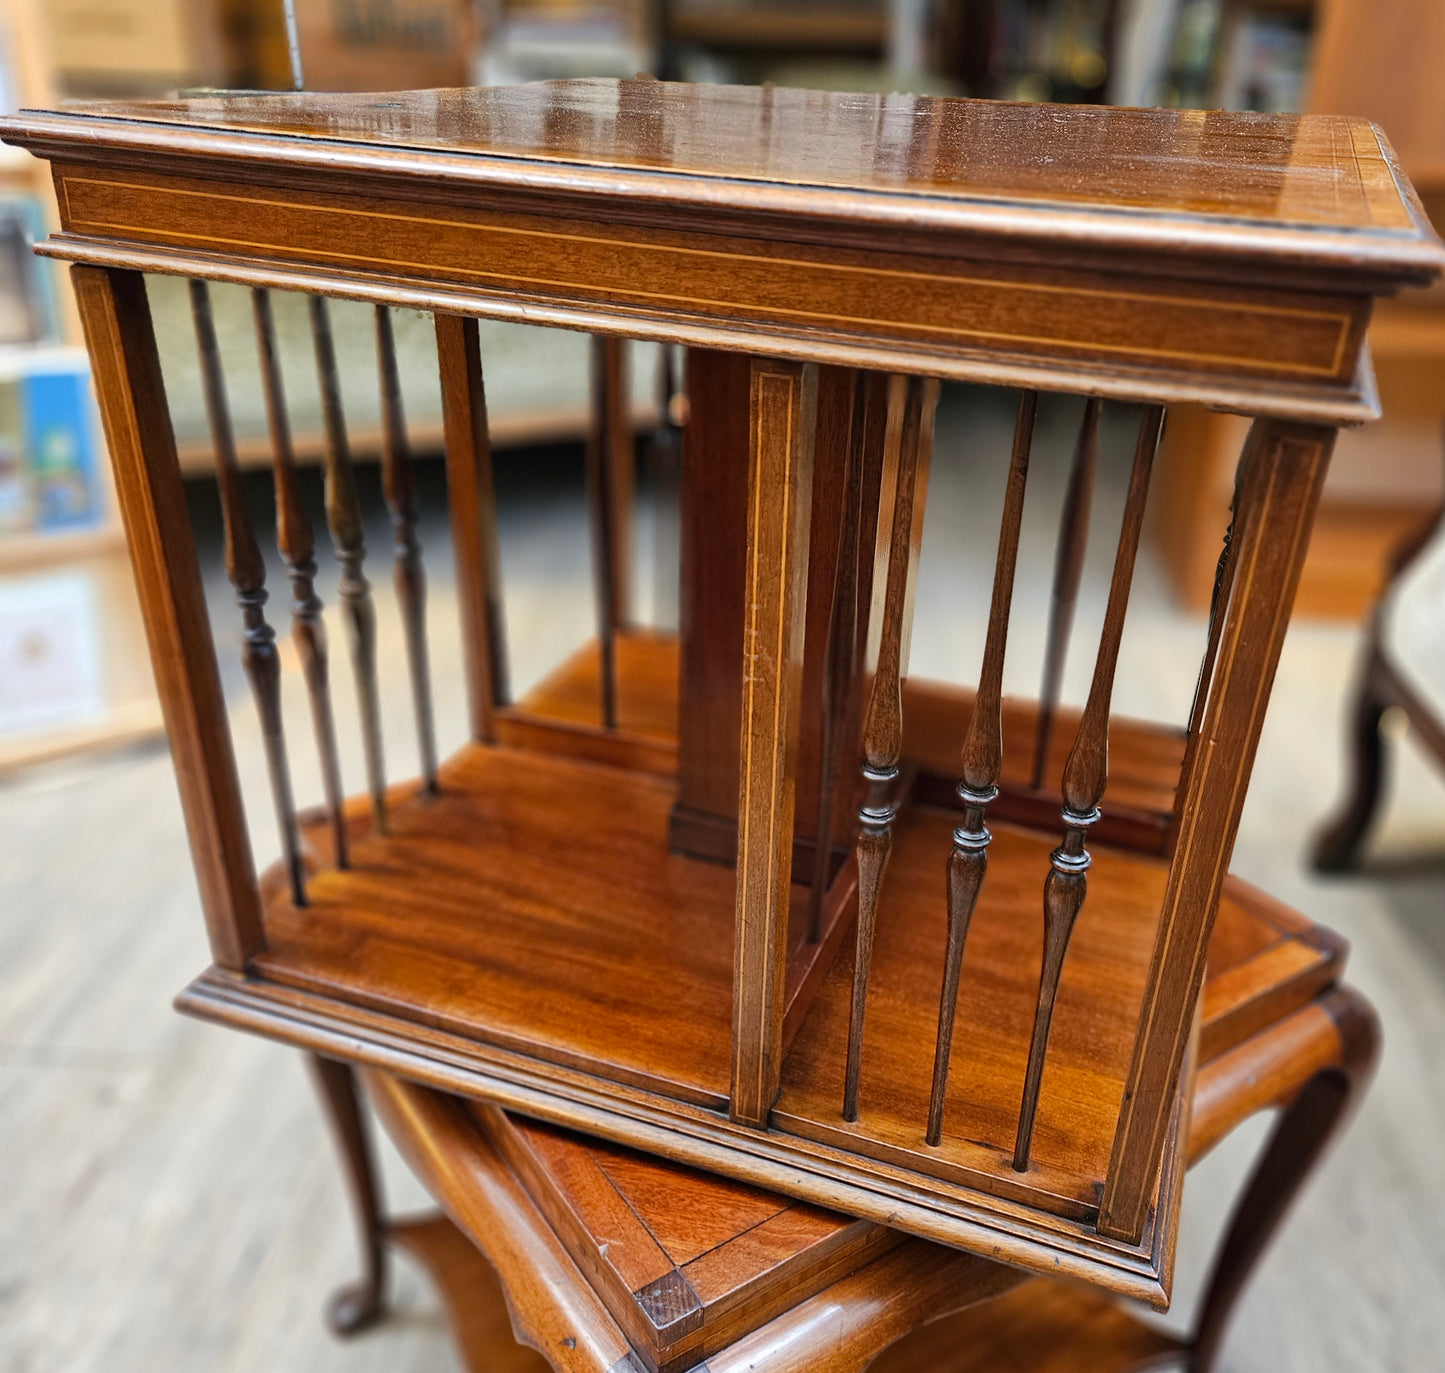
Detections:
1127,0,1445,616
0,0,162,770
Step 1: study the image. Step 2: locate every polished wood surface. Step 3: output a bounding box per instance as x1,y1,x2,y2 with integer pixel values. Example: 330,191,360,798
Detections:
254,285,350,868
730,359,817,1127
11,85,1441,421
388,1215,550,1373
22,84,1429,238
190,276,305,907
27,83,1432,1306
311,293,388,828
482,1107,896,1373
845,374,935,1123
1100,420,1334,1244
71,264,263,971
308,1054,388,1335
436,310,509,742
218,714,1339,1239
1016,404,1163,1172
358,973,1376,1373
375,303,438,792
1032,396,1101,788
260,743,741,1107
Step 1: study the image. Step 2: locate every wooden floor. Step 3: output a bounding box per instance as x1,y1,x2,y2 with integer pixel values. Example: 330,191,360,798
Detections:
4,391,1445,1371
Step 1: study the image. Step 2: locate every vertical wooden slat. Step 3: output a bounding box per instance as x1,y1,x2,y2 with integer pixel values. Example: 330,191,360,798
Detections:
1031,396,1100,789
807,372,868,941
310,293,388,828
587,334,632,729
72,264,263,969
189,279,305,907
253,286,349,868
436,312,508,741
1014,404,1165,1173
843,374,939,1123
375,304,438,791
1099,418,1335,1243
730,358,818,1129
927,389,1037,1146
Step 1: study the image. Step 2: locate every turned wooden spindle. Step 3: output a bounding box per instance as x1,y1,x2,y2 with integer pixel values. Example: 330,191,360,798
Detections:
843,374,938,1123
189,278,306,906
375,304,438,793
808,376,870,942
1031,397,1100,789
587,334,631,729
252,287,349,870
1013,404,1166,1172
926,389,1038,1146
310,293,388,830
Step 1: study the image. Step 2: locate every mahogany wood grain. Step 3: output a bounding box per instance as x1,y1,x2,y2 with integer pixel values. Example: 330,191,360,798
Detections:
867,1280,1181,1373
259,744,743,1107
903,680,1185,852
310,293,387,828
12,86,1441,425
32,81,1435,1307
1032,396,1100,789
594,334,635,632
387,1215,550,1373
495,630,679,778
508,625,1188,849
929,389,1035,1147
845,374,936,1122
672,357,874,884
367,1071,643,1373
731,358,817,1128
807,370,866,940
368,1069,1026,1373
375,302,438,791
674,348,751,842
189,276,305,907
1015,404,1163,1173
435,311,509,741
481,1106,898,1373
1188,987,1380,1373
586,335,627,729
1100,419,1335,1244
23,85,1427,245
308,1054,387,1334
253,285,349,868
71,263,263,970
367,984,1370,1373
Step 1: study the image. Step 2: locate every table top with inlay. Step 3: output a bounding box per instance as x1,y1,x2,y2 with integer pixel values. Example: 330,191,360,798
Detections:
8,81,1444,282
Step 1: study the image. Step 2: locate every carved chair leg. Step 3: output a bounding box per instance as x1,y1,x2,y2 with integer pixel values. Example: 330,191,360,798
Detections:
1187,989,1380,1373
308,1053,390,1336
1312,651,1389,873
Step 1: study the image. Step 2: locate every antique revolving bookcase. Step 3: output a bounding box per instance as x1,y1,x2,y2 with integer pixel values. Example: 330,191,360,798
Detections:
2,81,1439,1307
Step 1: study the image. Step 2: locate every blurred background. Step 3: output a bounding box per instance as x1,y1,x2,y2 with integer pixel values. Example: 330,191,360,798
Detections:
2,3,1444,1371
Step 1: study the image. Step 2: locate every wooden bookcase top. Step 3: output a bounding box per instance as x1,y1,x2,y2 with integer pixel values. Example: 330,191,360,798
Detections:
5,80,1443,286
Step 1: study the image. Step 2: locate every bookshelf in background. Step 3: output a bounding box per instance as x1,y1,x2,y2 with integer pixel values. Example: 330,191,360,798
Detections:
0,0,161,770
1113,0,1445,616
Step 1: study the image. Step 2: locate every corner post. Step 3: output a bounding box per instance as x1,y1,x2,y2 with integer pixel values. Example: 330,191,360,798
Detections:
1099,417,1334,1242
72,264,263,970
730,358,818,1127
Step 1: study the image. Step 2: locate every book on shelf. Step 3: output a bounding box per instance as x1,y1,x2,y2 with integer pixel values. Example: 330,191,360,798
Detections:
0,348,104,538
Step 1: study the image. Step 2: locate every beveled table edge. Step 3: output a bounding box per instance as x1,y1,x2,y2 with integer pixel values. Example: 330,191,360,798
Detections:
4,107,1444,288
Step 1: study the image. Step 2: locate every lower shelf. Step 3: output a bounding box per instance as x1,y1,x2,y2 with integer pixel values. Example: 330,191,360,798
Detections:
184,635,1339,1302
